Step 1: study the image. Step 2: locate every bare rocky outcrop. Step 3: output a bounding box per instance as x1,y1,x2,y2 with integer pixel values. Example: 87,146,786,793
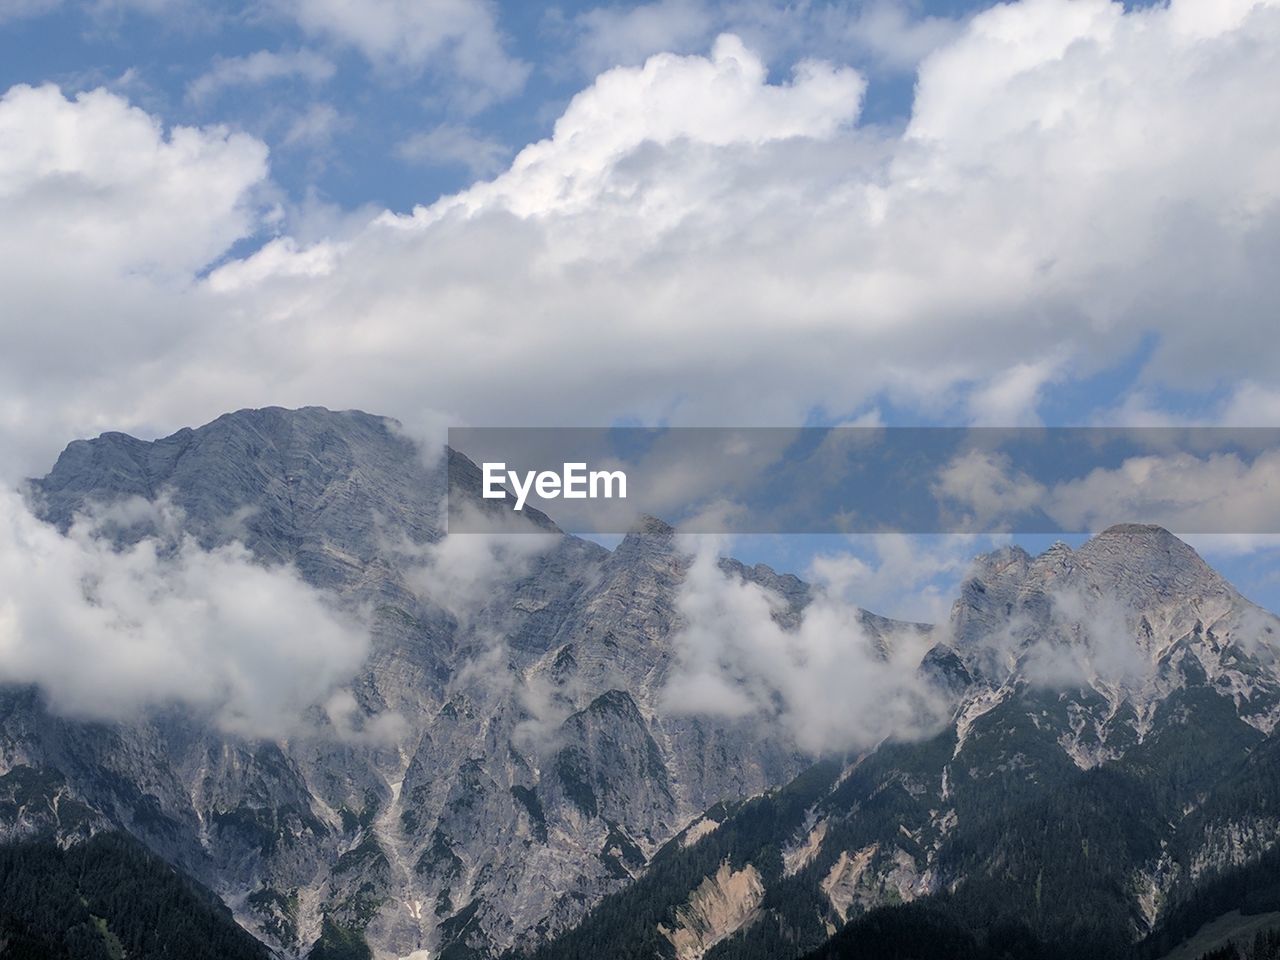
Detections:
820,845,878,922
660,861,765,960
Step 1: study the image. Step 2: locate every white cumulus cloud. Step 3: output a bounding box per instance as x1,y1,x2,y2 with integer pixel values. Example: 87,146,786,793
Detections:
2,0,1280,482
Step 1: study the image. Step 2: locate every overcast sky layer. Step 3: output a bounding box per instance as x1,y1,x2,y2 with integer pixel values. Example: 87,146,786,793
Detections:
3,0,1280,620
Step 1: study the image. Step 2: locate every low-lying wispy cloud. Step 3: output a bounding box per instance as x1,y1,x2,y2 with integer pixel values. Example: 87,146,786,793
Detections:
0,489,373,738
392,500,558,628
808,533,983,625
386,503,572,751
662,533,948,754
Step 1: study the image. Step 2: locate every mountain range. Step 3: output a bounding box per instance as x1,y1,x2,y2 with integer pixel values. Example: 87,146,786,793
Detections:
4,407,1280,960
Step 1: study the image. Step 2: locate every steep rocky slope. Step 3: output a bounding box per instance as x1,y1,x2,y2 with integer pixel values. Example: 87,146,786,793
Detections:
2,406,921,959
531,526,1280,960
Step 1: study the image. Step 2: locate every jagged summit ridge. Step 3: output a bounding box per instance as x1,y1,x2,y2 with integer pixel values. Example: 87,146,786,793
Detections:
631,514,675,537
33,406,442,585
8,406,819,958
13,407,1280,960
938,522,1280,776
953,525,1240,650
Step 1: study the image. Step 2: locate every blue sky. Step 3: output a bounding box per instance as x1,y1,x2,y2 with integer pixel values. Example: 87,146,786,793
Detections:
2,0,1280,618
0,1,991,215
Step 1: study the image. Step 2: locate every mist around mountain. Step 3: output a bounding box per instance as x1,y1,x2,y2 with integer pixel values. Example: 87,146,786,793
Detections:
4,408,1280,960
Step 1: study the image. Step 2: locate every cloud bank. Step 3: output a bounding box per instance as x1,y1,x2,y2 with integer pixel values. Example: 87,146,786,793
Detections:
1,1,1278,484
0,490,371,738
935,446,1280,542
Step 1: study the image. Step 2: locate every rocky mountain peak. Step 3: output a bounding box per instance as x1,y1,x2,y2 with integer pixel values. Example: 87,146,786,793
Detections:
32,406,443,586
1069,523,1233,609
611,514,679,567
945,523,1271,698
954,526,1232,632
629,513,676,538
12,407,823,959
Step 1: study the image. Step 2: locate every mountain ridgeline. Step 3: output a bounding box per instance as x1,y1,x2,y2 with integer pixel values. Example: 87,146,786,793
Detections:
3,407,1280,960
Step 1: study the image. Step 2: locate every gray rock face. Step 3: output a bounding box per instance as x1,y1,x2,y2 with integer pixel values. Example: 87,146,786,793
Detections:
6,407,881,959
944,523,1280,746
36,406,444,581
18,409,1271,960
530,526,1280,960
906,523,1280,936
